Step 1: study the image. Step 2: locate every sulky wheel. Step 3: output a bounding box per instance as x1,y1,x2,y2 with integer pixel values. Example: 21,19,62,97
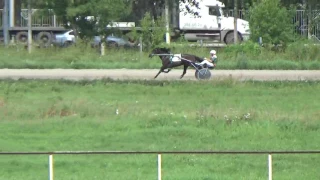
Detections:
195,68,211,80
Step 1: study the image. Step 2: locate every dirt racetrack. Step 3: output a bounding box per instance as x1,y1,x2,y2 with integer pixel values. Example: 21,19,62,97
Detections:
1,69,320,81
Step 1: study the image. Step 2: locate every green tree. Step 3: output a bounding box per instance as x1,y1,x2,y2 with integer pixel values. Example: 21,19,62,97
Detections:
129,12,166,51
280,0,319,8
42,0,131,39
126,0,202,49
248,0,295,46
220,0,253,9
130,0,202,21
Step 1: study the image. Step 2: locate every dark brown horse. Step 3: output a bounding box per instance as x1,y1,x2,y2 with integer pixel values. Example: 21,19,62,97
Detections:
149,47,204,79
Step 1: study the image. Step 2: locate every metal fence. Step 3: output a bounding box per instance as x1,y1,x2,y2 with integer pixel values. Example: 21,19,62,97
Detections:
0,9,63,28
294,10,320,38
1,8,319,38
20,9,64,27
226,9,320,38
1,150,320,180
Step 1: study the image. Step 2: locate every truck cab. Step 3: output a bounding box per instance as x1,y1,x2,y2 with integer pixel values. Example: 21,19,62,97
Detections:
175,0,250,44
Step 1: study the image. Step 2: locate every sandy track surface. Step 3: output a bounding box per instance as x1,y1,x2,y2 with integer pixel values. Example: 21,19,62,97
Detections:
1,69,320,81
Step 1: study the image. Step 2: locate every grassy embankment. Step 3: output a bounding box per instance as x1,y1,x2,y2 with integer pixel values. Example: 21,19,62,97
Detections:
0,79,319,179
0,40,320,70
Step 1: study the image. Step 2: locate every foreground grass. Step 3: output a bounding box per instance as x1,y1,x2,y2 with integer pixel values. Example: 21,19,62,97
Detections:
0,42,320,70
0,79,320,180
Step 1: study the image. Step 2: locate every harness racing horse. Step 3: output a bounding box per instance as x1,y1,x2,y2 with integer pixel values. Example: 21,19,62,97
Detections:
149,47,204,79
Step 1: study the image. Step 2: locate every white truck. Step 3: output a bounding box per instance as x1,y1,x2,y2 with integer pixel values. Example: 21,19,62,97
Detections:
171,0,250,44
110,0,251,44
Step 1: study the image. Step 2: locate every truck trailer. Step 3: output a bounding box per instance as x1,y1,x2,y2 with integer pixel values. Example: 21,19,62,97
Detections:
1,0,66,46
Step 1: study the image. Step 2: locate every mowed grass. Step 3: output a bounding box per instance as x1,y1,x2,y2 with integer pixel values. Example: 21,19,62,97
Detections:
1,43,320,70
0,79,320,180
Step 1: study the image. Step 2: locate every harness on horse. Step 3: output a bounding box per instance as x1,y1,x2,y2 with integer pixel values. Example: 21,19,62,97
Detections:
157,53,176,64
168,51,174,63
169,55,173,63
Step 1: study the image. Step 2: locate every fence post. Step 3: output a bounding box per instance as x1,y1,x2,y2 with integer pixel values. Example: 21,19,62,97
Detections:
49,154,54,180
268,154,272,180
53,15,56,27
100,36,105,56
259,37,263,46
139,37,143,54
158,154,162,180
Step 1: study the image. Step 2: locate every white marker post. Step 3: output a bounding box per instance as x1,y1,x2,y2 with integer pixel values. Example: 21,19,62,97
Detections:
268,154,272,180
158,154,162,180
48,154,54,180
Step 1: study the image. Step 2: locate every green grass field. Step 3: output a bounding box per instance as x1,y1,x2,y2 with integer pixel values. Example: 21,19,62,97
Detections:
0,79,320,180
1,41,320,70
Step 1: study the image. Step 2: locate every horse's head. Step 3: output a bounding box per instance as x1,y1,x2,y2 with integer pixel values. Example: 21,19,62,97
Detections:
149,47,171,58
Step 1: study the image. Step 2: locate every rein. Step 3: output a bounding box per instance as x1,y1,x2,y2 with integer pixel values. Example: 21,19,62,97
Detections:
151,53,175,63
151,53,194,64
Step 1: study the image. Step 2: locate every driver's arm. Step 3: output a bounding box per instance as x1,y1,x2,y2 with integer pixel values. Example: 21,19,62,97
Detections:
205,57,212,62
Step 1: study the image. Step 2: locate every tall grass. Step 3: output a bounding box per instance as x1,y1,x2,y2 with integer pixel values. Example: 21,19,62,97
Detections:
0,40,319,69
0,79,319,179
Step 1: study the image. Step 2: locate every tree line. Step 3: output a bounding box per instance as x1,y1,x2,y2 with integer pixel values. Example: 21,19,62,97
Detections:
1,0,319,47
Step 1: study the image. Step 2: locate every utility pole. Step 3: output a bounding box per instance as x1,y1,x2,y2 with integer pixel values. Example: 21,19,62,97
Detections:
165,0,170,44
3,0,9,46
299,0,309,38
27,0,32,53
307,0,312,39
172,1,177,29
234,0,238,44
9,0,14,27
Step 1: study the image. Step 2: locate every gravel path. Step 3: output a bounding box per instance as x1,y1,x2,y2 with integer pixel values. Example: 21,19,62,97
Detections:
1,69,320,81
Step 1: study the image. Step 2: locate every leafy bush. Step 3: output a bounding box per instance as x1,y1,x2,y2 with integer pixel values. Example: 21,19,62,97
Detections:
222,40,262,60
236,53,249,69
285,41,320,61
248,0,296,47
130,12,167,51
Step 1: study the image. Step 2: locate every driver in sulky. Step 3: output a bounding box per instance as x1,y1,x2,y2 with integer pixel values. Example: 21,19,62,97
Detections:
196,50,217,69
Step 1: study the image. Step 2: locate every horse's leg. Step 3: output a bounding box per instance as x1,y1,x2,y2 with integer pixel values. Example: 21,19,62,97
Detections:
165,62,180,73
163,69,171,73
162,62,172,73
154,69,162,79
154,66,168,79
180,64,189,79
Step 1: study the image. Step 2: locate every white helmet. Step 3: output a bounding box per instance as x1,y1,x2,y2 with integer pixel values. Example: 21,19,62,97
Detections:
210,50,216,54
